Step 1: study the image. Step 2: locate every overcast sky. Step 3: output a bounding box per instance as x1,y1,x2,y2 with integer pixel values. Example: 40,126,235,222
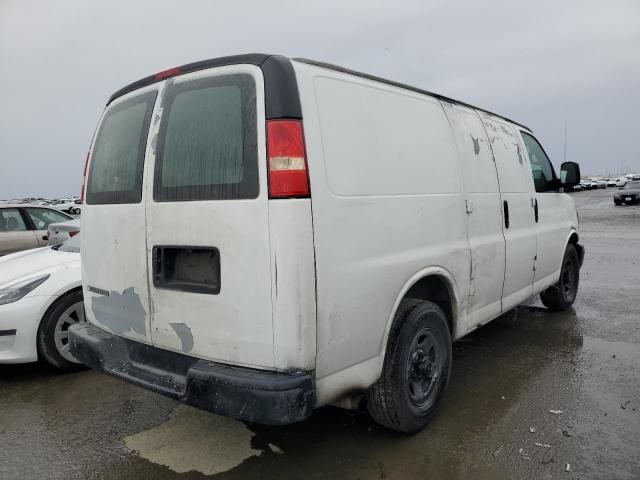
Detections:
1,0,639,199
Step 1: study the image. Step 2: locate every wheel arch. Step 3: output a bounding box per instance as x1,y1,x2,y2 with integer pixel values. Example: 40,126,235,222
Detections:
566,229,584,267
379,267,459,365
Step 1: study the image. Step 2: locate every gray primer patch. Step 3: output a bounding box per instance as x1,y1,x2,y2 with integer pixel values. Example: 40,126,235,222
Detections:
91,287,146,336
170,323,194,353
471,135,480,155
516,143,523,164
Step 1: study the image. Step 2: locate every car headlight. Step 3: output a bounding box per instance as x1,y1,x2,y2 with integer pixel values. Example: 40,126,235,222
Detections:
0,274,50,305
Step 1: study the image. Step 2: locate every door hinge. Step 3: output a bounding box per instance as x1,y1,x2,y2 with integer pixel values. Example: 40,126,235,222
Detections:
533,256,537,271
465,199,474,214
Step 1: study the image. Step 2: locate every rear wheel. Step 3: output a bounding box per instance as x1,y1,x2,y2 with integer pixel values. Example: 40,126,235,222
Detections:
540,244,580,311
37,289,86,370
366,300,452,433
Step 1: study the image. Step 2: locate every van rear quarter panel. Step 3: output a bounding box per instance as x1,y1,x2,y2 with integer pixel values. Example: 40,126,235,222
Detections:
293,62,471,404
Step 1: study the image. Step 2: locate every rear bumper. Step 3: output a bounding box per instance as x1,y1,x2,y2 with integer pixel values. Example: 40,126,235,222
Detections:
68,322,315,425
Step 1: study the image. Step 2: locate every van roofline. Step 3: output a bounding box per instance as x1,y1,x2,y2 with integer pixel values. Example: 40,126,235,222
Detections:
292,58,531,131
107,53,530,131
107,54,303,120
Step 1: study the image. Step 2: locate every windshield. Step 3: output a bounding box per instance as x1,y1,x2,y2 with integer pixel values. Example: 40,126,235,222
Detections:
622,181,640,190
56,233,81,253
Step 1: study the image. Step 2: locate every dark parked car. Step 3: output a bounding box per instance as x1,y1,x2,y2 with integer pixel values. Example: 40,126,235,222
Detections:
614,181,640,206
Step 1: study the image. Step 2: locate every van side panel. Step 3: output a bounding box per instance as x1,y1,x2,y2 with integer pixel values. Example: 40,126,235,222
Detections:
441,103,506,334
479,114,537,311
267,199,317,371
293,62,471,401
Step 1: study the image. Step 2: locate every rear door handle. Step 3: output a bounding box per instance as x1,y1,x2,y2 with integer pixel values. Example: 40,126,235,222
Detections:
503,200,510,229
534,198,539,223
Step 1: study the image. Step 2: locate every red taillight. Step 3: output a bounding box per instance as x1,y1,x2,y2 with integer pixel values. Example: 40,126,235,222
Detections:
68,231,79,238
266,119,310,198
80,151,89,202
154,66,182,80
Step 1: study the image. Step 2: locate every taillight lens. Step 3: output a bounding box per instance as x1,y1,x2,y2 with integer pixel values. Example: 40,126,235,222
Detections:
266,119,310,198
68,231,79,238
80,152,89,202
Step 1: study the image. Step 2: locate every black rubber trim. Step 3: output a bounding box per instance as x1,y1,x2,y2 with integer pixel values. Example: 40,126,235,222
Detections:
107,53,302,120
576,243,585,268
292,57,531,131
0,329,17,336
68,323,315,425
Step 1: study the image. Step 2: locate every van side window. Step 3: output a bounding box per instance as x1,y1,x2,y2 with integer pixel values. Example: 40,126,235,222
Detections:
154,74,258,202
86,91,157,204
521,132,557,192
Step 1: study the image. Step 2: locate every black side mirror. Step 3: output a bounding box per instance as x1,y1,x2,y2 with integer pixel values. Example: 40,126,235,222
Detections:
560,161,580,186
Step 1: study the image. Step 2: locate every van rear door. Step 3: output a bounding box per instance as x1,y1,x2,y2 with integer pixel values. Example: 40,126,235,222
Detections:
83,86,158,344
144,66,275,369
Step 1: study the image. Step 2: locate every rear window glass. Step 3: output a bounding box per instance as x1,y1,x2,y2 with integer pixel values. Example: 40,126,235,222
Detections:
86,91,157,204
154,74,258,201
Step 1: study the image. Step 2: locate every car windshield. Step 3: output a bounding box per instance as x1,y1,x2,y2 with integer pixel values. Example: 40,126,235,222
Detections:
55,233,81,253
622,181,640,190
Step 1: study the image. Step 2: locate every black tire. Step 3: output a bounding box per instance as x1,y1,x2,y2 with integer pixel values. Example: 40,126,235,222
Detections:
37,289,86,370
614,201,621,206
540,244,580,312
367,300,452,433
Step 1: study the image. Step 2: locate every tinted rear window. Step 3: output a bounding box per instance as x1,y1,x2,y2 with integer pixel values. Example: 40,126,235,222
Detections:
154,74,258,201
86,91,157,204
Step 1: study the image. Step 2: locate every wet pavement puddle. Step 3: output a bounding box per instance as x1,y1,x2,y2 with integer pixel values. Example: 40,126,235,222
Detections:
124,405,275,475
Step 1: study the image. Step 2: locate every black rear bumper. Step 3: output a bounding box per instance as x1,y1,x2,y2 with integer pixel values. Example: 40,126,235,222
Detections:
68,323,315,425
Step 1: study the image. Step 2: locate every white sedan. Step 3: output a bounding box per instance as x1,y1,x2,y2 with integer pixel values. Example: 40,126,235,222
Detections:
0,234,83,369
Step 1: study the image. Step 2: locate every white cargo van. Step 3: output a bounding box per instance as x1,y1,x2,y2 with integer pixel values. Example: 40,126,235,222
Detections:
70,54,584,433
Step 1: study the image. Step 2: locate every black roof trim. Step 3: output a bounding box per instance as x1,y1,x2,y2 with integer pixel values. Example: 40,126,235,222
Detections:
107,53,302,119
292,58,531,131
106,53,528,130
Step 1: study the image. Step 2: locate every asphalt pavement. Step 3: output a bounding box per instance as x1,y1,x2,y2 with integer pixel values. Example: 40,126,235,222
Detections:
1,188,638,479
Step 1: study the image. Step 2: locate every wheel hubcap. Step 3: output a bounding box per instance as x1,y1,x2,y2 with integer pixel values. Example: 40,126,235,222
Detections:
407,328,442,410
54,301,85,364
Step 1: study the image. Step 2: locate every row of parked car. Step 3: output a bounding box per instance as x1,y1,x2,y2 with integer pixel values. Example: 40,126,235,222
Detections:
2,197,82,215
0,205,82,369
574,174,640,191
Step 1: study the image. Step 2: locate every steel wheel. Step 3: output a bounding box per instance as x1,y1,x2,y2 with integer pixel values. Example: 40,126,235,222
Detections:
560,255,578,303
406,328,443,411
53,301,85,364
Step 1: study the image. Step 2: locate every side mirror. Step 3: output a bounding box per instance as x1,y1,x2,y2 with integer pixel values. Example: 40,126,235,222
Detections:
560,161,580,186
